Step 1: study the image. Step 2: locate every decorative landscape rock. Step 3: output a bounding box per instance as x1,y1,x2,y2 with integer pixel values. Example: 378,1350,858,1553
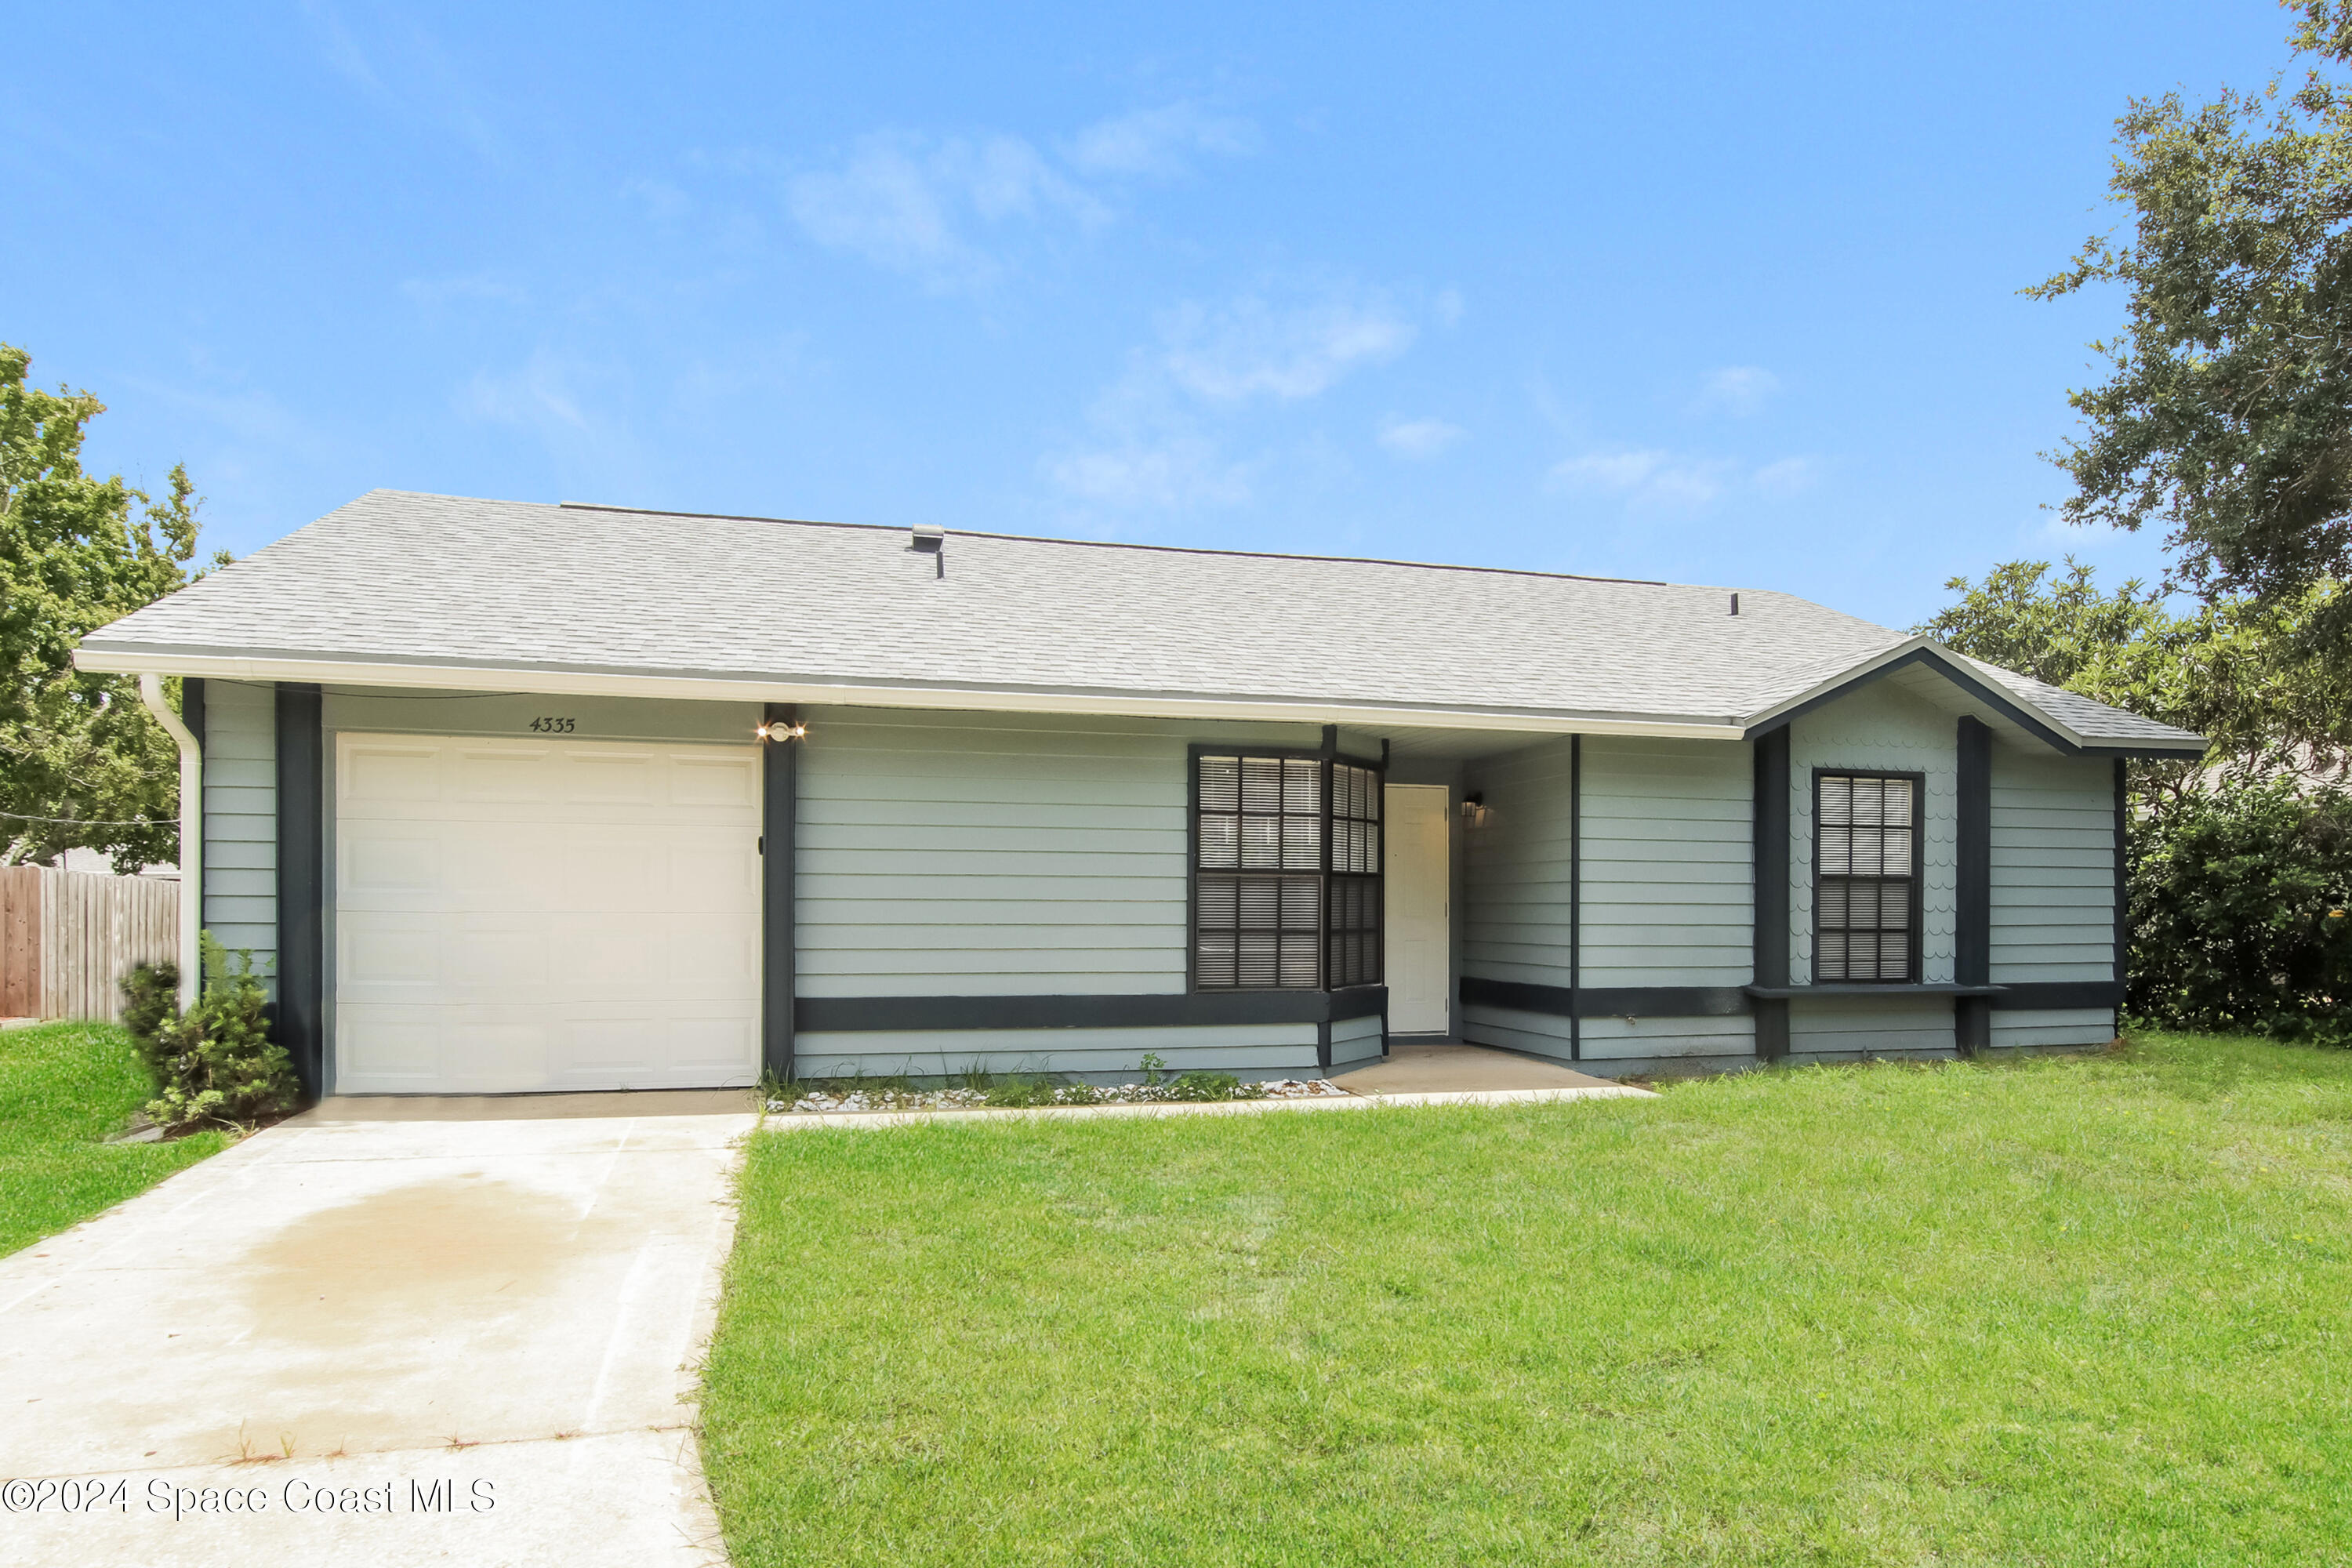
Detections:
770,1078,1350,1115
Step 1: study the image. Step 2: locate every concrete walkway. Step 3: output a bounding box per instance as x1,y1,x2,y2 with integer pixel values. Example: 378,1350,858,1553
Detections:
0,1093,757,1567
1332,1041,1627,1094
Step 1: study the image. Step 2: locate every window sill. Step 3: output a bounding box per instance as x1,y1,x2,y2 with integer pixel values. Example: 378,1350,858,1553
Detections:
1743,983,2007,999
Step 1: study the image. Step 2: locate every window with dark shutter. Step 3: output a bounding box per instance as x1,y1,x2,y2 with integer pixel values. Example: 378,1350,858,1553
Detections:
1814,773,1919,982
1193,752,1382,990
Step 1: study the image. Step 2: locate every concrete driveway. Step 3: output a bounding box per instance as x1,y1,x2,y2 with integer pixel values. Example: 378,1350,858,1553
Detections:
0,1093,758,1567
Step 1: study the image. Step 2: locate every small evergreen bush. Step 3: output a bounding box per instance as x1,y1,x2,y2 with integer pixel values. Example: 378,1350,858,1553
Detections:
2129,779,2352,1044
119,935,301,1130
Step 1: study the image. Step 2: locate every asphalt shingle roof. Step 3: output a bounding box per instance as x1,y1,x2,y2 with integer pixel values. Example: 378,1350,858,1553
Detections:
79,490,2205,750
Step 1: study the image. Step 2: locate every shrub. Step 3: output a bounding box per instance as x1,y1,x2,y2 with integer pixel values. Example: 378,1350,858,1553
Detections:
2129,778,2352,1043
119,935,301,1130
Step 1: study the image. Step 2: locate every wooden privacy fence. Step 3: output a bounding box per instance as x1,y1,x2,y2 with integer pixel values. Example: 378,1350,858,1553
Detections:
0,866,180,1023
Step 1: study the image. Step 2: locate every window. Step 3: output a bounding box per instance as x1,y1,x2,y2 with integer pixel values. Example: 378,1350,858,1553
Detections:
1814,773,1919,982
1193,753,1382,990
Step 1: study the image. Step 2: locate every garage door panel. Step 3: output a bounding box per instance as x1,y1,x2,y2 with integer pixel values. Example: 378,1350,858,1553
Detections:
563,751,658,805
335,732,763,1094
667,920,760,989
452,747,554,804
344,826,442,899
344,744,442,805
672,754,758,808
339,913,441,990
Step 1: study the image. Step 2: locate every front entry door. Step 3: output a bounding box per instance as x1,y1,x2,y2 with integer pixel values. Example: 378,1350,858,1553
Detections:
1383,784,1450,1034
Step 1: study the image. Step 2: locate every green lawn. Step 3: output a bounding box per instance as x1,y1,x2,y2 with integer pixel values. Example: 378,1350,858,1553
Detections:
702,1032,2352,1566
0,1021,230,1258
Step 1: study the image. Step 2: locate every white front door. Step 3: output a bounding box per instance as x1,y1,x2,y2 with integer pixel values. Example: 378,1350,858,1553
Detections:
1383,784,1450,1034
333,732,764,1094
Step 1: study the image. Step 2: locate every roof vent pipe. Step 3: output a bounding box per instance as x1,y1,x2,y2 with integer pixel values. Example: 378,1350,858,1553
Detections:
910,524,945,578
1730,593,1740,616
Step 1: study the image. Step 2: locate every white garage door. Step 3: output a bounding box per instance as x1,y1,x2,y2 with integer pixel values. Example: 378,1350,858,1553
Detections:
334,732,763,1094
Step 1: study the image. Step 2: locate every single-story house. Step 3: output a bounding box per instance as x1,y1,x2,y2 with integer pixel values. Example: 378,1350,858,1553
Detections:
74,490,2206,1096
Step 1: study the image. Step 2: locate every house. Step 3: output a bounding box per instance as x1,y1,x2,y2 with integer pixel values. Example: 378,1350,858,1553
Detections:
74,491,2206,1096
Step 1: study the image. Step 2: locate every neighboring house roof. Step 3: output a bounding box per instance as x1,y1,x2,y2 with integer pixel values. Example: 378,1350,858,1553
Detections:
74,489,2207,756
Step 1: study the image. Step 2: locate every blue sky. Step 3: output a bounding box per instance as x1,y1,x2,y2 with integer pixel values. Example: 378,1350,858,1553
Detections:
7,2,2296,629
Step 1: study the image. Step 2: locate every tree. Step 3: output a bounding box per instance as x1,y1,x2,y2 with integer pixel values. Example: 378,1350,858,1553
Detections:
1918,558,2352,789
2033,2,2352,633
0,344,218,867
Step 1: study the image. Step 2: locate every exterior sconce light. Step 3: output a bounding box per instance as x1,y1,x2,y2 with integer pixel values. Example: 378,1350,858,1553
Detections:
1459,792,1486,828
757,721,808,742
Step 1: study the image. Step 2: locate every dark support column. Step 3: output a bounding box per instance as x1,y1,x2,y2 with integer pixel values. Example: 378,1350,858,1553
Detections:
183,679,205,936
1751,725,1791,1062
274,684,325,1101
761,704,800,1085
1955,717,1993,1057
2113,757,2129,1038
1568,734,1582,1061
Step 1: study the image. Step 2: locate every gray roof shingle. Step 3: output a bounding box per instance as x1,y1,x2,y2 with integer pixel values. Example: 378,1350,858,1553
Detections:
78,490,2205,751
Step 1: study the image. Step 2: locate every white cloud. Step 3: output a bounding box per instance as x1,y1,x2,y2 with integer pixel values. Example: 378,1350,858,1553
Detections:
1065,102,1254,176
1752,456,1817,495
458,351,591,434
1377,416,1465,459
785,132,1104,290
1044,281,1424,512
1697,365,1780,416
1160,293,1415,402
1551,447,1824,509
1548,448,1730,508
1042,437,1254,510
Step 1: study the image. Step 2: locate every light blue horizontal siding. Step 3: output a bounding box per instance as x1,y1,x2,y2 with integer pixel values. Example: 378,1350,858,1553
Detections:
795,706,1312,999
1578,1014,1753,1062
1329,1011,1385,1069
1457,1003,1574,1062
1581,728,1750,973
1460,739,1576,1001
202,681,276,982
1990,750,2116,983
794,1023,1322,1081
1991,1007,2115,1050
1788,996,1955,1059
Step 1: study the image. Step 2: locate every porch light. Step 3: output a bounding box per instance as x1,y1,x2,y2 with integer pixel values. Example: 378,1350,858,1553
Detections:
757,721,808,742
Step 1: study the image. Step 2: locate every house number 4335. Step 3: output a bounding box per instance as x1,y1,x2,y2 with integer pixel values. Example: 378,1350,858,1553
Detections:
528,717,576,733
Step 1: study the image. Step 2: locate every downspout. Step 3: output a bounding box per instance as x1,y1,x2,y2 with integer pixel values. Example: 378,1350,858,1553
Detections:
138,675,201,1010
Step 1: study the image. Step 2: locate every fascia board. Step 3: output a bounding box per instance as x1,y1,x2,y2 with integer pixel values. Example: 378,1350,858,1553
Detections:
1738,637,2208,758
72,645,1751,742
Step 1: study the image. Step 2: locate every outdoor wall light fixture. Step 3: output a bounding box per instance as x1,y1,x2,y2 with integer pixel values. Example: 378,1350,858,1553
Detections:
1459,792,1486,827
756,721,808,742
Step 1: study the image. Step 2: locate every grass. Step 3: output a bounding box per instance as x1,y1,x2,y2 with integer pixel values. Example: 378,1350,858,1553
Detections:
701,1031,2352,1566
0,1020,230,1258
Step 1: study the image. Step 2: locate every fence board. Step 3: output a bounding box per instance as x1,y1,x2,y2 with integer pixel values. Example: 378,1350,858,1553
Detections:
1,868,39,1018
0,868,179,1023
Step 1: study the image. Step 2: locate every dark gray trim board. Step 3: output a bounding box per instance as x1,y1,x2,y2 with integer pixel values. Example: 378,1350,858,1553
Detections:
1992,979,2124,1011
1955,717,1992,1055
2113,757,2129,1033
1747,982,2002,998
182,677,205,750
799,986,1388,1033
274,683,325,1101
761,704,799,1083
1458,977,1751,1019
1751,727,1791,1061
1567,734,1582,1060
1743,645,2205,759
